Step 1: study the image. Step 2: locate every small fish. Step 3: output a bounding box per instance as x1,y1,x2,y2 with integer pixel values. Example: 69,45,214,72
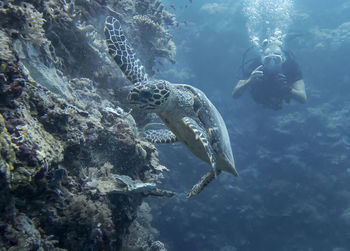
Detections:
185,4,188,8
184,21,188,25
189,0,192,3
170,4,176,11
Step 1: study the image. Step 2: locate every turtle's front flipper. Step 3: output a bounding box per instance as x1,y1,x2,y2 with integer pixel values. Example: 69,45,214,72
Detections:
182,117,218,176
104,16,148,83
187,170,222,198
143,129,178,144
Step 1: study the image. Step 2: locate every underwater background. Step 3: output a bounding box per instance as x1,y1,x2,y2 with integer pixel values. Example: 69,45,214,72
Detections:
149,0,350,250
0,0,350,250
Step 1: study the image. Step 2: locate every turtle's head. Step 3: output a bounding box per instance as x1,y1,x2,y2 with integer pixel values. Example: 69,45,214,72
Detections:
127,80,171,112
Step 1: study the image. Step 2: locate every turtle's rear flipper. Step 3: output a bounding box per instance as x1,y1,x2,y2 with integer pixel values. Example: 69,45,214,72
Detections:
187,170,222,198
143,129,178,144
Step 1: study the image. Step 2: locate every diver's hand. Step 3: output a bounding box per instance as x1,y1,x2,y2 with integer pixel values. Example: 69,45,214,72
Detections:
248,65,264,82
276,73,287,85
276,73,291,93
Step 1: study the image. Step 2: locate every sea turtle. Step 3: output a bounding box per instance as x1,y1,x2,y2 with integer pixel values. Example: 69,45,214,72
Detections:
104,16,239,198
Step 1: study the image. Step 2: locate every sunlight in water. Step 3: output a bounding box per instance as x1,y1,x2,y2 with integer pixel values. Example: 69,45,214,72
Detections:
243,0,294,49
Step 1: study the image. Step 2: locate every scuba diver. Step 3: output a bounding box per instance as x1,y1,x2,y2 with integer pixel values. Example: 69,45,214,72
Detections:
232,38,307,110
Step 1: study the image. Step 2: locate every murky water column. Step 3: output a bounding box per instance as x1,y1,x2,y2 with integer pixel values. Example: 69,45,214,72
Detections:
243,0,294,50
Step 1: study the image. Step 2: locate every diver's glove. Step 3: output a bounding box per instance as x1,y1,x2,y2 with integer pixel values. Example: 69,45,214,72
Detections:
248,65,264,82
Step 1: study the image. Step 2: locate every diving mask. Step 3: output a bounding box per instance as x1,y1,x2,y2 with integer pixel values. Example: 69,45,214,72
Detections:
261,44,286,74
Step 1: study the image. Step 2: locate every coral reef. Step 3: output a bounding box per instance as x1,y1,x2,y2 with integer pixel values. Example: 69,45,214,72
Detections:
0,0,175,250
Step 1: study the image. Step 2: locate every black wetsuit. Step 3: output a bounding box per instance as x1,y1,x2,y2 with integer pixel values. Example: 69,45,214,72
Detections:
243,50,303,110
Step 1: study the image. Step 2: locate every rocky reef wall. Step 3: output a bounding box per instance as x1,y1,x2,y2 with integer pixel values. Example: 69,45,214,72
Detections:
0,0,176,250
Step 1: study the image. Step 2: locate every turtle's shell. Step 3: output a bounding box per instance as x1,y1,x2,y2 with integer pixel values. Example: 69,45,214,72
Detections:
158,82,238,176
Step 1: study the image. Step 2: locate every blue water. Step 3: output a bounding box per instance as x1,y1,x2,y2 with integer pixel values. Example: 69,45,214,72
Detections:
148,0,350,250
